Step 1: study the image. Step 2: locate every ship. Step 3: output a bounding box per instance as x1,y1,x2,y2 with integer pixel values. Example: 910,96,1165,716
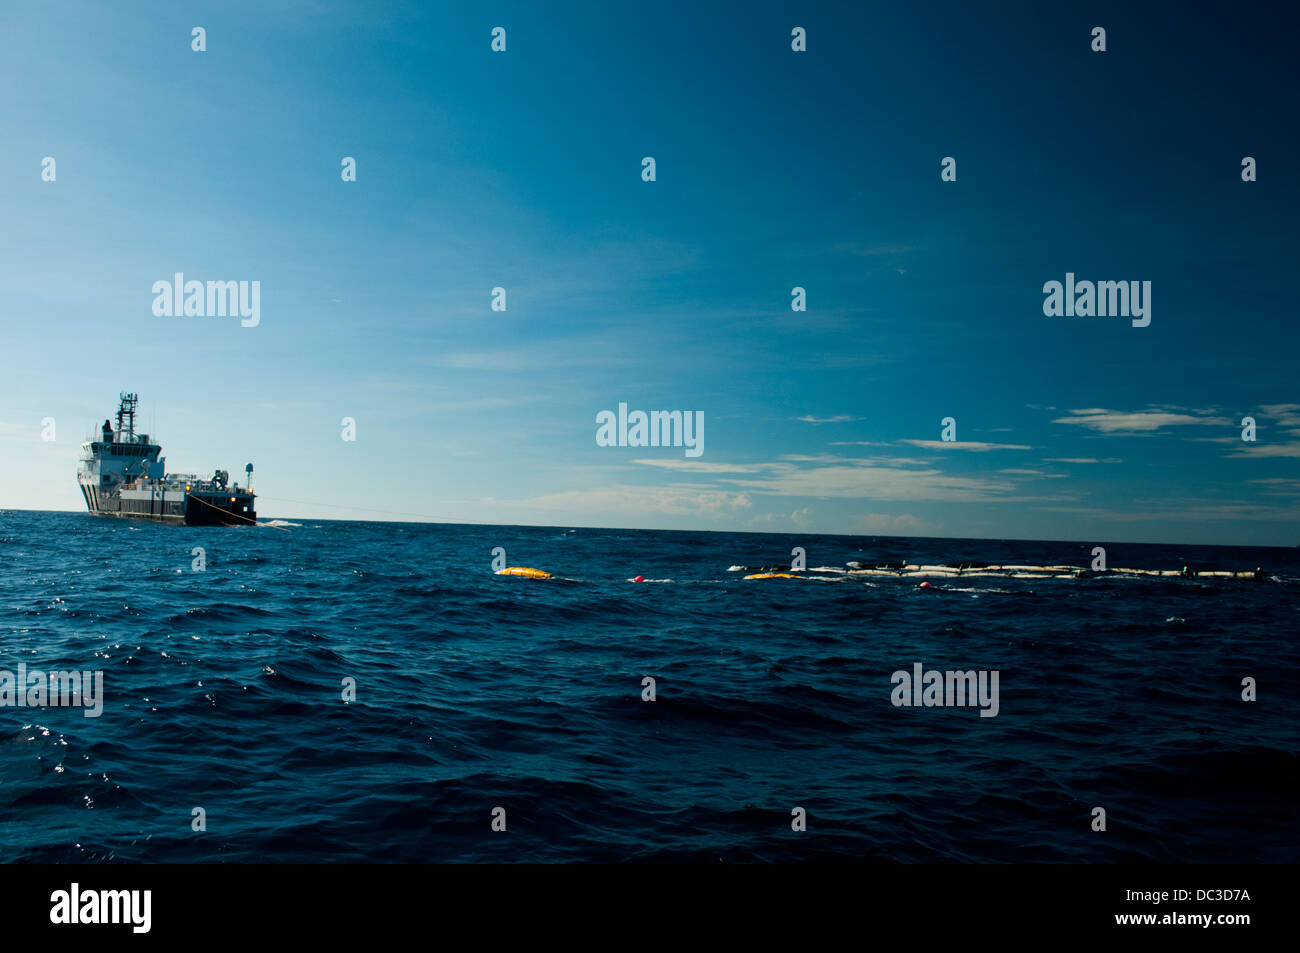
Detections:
77,393,257,526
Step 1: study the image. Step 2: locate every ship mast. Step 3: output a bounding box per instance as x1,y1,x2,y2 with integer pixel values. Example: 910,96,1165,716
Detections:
115,392,138,441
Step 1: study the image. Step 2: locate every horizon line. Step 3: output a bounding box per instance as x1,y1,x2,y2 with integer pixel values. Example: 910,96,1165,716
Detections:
4,506,1296,552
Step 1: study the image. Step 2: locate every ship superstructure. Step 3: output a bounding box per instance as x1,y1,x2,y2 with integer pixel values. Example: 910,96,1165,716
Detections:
77,393,256,526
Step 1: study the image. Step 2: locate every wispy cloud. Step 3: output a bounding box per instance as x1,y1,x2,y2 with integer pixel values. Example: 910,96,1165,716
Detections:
1260,403,1300,429
427,345,613,372
1226,405,1300,458
484,485,754,522
1039,501,1296,523
1248,478,1300,494
833,242,914,257
784,453,932,466
717,463,1061,504
796,414,860,424
899,440,1032,451
1052,408,1232,433
630,459,769,474
1044,457,1122,464
1230,443,1300,458
1000,468,1067,478
630,453,1068,504
0,421,38,442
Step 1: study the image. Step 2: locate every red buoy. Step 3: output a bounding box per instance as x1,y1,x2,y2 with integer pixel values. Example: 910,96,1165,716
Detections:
634,575,645,582
919,581,934,589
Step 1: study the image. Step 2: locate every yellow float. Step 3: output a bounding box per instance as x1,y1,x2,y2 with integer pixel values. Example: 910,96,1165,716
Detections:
496,567,552,579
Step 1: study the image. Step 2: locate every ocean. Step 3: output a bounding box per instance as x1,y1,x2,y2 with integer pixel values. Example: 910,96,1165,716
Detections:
2,510,1297,863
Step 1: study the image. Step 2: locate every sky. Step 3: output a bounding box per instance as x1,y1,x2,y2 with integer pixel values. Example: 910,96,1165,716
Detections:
1,0,1297,545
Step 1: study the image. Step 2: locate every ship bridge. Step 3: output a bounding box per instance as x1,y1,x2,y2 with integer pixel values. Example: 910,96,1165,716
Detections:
78,392,166,509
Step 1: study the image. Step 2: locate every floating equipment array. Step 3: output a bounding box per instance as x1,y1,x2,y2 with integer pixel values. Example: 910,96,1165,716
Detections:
497,563,1270,582
733,563,1268,580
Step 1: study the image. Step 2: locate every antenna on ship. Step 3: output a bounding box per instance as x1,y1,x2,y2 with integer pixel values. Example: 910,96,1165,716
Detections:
115,392,138,440
245,462,254,491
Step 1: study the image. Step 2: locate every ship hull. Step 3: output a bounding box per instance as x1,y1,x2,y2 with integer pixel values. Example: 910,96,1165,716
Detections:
82,511,257,526
79,483,256,526
183,495,257,526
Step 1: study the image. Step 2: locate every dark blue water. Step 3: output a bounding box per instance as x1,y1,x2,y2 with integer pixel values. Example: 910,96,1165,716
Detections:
2,510,1297,862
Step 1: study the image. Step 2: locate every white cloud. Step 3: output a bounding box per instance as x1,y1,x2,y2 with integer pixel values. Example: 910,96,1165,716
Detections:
1043,457,1122,464
899,440,1032,451
1248,478,1300,494
1260,404,1300,427
1231,443,1300,458
1039,501,1295,523
847,512,933,534
631,459,770,473
718,463,1037,502
999,468,1067,478
1052,408,1230,433
796,414,860,424
484,485,754,522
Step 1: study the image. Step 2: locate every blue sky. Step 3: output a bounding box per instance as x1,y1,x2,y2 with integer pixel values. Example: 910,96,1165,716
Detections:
1,1,1297,545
